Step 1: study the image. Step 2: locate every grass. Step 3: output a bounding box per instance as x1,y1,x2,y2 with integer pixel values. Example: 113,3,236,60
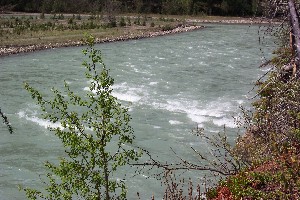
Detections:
0,27,149,46
0,13,187,47
0,12,257,48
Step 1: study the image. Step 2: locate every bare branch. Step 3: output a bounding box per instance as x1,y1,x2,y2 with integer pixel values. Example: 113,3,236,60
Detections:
0,107,13,134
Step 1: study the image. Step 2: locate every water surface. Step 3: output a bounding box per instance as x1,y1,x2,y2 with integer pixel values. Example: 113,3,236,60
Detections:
0,24,275,199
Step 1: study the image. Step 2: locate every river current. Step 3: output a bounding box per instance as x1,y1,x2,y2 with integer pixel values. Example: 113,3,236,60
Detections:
0,24,275,199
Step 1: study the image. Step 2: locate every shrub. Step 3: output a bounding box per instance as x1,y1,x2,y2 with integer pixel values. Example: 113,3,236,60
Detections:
68,17,73,24
133,16,140,25
161,24,174,31
126,17,131,26
76,14,81,20
40,12,45,19
119,17,126,27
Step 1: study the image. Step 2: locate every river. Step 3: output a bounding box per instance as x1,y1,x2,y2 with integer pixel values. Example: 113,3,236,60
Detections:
0,24,275,199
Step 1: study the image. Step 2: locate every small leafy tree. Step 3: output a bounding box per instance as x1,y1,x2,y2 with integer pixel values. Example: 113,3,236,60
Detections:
23,35,141,200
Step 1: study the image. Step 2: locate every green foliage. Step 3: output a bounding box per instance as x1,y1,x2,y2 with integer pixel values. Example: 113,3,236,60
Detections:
162,0,191,15
106,17,117,28
211,159,300,200
58,14,65,20
40,12,45,20
161,24,174,31
68,17,73,25
76,14,81,20
119,17,126,27
250,48,300,158
133,16,141,25
88,15,96,20
22,35,142,200
50,14,57,20
1,0,257,16
126,17,131,26
205,187,218,199
219,24,300,200
159,16,175,22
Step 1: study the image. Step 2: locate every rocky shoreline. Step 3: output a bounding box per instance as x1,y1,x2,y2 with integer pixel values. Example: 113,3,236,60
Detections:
0,25,203,57
186,17,279,24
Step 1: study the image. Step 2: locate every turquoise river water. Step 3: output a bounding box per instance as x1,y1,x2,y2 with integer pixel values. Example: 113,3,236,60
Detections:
0,24,276,199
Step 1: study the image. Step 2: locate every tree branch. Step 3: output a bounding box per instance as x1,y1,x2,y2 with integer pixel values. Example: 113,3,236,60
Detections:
0,107,13,134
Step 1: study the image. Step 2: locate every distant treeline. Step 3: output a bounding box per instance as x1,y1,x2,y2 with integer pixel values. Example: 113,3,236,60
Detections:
1,0,267,16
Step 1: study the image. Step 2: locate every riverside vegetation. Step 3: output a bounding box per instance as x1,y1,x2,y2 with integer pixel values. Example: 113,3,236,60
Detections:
1,1,300,200
17,30,300,200
0,13,184,46
0,0,276,56
146,23,300,199
0,0,264,17
0,0,281,57
0,11,272,57
0,13,206,56
21,35,142,200
205,24,300,200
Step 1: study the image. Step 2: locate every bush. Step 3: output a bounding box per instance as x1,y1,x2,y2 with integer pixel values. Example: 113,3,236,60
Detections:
133,16,140,25
76,14,81,20
141,20,146,26
108,17,117,28
126,17,131,26
58,14,64,20
161,24,174,31
40,12,45,19
119,17,126,27
88,14,96,20
68,17,73,24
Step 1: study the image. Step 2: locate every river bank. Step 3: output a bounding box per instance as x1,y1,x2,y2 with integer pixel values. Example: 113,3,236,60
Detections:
0,24,203,57
187,17,278,24
0,14,278,57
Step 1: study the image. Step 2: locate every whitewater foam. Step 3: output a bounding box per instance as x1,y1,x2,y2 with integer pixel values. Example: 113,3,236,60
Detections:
150,98,241,128
212,117,237,128
169,120,183,125
112,83,146,103
18,110,62,129
149,82,158,86
83,82,146,103
112,91,142,102
154,56,166,60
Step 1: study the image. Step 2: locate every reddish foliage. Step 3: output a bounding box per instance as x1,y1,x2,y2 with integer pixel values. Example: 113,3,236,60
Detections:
212,187,234,200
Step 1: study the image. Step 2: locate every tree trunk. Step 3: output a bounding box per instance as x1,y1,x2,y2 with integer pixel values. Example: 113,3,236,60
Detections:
103,154,110,200
288,0,300,78
101,115,110,200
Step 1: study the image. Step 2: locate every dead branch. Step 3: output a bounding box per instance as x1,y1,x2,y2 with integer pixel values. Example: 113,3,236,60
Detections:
0,107,13,134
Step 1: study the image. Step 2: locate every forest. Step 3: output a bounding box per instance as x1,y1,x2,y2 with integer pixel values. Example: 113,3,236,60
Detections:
1,0,266,17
